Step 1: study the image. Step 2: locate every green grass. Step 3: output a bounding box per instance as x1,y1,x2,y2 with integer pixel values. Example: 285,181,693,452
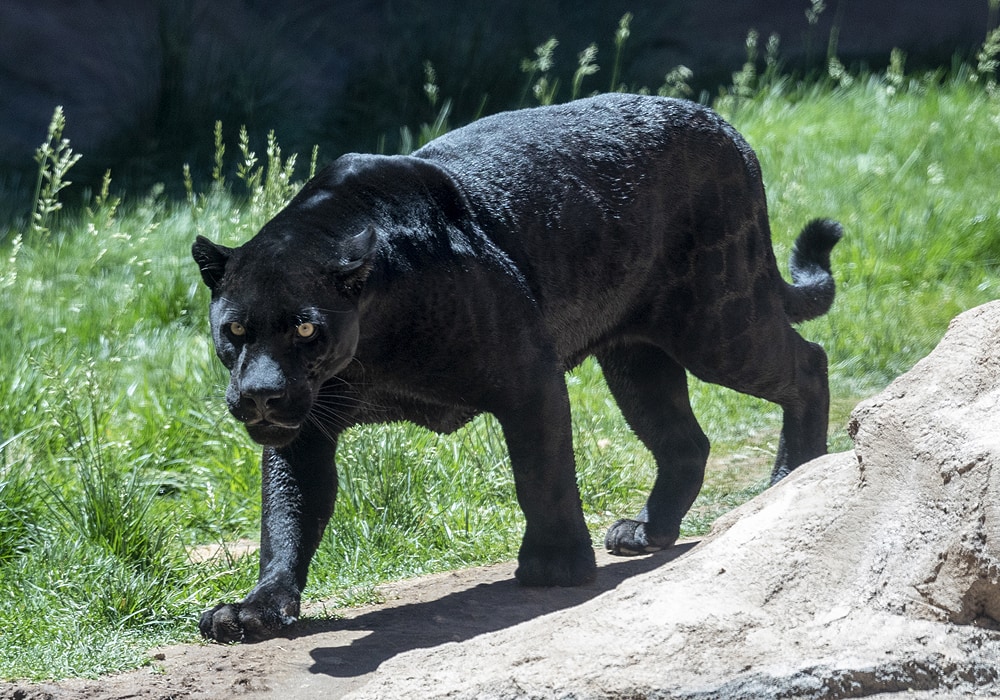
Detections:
2,48,1000,680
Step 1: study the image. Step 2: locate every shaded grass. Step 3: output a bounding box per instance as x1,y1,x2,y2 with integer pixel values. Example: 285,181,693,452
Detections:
1,66,999,680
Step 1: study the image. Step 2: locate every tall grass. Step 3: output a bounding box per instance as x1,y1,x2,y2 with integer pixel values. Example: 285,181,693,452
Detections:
1,26,999,680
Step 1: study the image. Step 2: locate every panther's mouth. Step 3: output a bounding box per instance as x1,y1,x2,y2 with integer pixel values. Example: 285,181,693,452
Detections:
246,416,301,430
244,419,303,447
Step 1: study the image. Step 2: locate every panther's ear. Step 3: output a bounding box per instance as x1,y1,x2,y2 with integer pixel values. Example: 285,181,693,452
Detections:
333,225,378,273
329,225,378,296
192,236,232,291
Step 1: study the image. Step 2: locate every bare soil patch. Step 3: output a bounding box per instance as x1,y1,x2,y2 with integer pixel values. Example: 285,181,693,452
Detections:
0,549,688,700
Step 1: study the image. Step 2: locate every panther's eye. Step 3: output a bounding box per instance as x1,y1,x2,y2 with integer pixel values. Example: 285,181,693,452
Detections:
296,322,317,339
229,322,246,337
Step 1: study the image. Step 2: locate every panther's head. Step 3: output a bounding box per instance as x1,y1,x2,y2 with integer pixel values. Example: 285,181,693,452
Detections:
191,221,377,448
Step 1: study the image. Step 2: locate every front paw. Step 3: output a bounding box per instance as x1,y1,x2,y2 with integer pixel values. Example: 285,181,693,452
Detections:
515,539,597,587
604,518,677,555
199,594,300,643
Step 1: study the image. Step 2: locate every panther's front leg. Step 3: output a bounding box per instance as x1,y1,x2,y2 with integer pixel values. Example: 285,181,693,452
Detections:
200,430,338,643
492,367,597,587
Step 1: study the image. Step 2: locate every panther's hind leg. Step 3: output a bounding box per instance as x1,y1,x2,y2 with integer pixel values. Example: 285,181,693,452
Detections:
767,338,829,484
682,319,830,486
598,343,710,556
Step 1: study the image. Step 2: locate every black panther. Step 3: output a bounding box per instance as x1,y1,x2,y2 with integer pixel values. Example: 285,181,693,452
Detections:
192,93,841,643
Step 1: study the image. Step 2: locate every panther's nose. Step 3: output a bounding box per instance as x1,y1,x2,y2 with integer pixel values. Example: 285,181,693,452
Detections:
230,353,287,422
230,385,286,424
243,388,283,414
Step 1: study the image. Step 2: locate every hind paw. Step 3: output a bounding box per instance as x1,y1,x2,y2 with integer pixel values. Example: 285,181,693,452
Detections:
604,519,676,556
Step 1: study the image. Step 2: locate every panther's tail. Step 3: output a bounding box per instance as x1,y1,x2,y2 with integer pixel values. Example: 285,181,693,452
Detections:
781,218,843,324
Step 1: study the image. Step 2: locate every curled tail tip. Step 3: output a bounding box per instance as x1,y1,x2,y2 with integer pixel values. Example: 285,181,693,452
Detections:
796,218,844,255
791,218,843,277
785,218,842,323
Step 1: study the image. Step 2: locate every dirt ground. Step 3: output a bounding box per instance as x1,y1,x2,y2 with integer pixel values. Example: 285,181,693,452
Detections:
0,548,691,700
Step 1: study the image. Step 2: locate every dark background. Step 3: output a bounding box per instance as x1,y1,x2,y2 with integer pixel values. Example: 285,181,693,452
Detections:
0,0,991,222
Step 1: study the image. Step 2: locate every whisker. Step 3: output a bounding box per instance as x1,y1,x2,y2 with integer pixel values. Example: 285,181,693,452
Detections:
310,390,387,424
307,366,392,434
306,414,341,445
308,402,355,429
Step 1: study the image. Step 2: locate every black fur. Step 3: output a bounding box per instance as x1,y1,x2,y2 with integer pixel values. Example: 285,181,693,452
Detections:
192,93,840,642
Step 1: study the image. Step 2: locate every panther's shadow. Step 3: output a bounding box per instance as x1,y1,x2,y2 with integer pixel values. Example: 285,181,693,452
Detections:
294,544,696,679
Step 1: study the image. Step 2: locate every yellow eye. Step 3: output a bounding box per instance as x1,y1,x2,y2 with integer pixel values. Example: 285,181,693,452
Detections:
229,322,246,337
296,322,316,339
